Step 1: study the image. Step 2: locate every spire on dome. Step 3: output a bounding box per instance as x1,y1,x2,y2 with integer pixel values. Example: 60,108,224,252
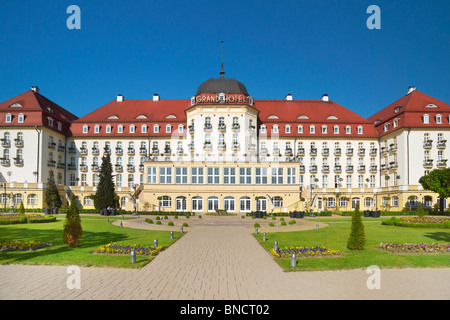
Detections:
220,41,225,78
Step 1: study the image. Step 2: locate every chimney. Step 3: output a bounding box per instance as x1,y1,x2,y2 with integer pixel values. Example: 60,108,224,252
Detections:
321,94,329,102
407,86,416,95
153,94,160,102
31,86,39,94
117,94,124,102
285,94,293,101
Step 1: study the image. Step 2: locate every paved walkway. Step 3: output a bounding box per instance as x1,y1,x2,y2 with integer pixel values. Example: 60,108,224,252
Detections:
0,215,449,300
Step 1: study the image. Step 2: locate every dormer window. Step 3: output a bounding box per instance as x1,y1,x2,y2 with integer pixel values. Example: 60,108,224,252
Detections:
129,125,135,133
423,114,430,124
309,125,315,134
260,125,266,133
321,125,327,134
219,93,225,102
297,125,303,134
118,125,124,133
57,122,62,131
106,125,112,133
357,126,363,134
178,124,184,133
333,125,339,134
82,125,88,133
5,113,12,123
394,107,401,113
166,124,172,133
384,123,390,132
48,117,53,127
17,113,24,123
141,125,147,133
272,125,279,134
154,125,159,133
285,125,291,134
436,114,442,124
94,125,100,133
345,126,351,134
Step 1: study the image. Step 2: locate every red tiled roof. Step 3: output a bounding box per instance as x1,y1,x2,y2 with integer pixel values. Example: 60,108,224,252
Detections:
368,90,450,136
0,89,78,136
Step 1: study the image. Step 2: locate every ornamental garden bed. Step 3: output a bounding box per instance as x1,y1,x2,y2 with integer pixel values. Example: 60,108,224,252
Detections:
378,242,450,254
0,214,57,225
0,240,52,252
270,246,341,258
93,243,164,256
382,216,450,228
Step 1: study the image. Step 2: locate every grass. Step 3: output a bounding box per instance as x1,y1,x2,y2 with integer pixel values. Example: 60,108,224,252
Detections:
255,218,450,271
0,215,183,268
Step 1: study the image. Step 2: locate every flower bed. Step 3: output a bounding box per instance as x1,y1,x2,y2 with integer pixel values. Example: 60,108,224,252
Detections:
0,214,56,225
0,240,52,252
378,242,450,254
270,246,341,258
382,216,450,228
94,243,163,256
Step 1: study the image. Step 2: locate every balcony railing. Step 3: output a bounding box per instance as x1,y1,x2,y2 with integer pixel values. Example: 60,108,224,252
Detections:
437,140,447,149
423,160,433,167
14,140,24,148
139,148,147,155
423,140,432,148
127,148,135,155
309,165,318,173
334,148,341,156
115,164,123,172
346,148,353,156
334,165,342,172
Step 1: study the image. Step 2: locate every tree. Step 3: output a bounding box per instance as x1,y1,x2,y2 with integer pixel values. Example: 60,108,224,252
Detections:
63,194,82,248
417,202,425,218
45,171,62,208
347,204,365,250
94,153,115,211
18,201,25,214
419,169,450,215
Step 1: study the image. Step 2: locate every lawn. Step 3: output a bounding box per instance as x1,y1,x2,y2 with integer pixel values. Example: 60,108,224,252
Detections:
0,215,182,268
255,218,450,271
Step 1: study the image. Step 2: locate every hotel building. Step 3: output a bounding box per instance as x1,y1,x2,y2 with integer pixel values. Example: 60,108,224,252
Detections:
0,72,448,214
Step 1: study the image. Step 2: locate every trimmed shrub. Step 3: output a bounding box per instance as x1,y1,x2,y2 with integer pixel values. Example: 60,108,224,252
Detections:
168,221,174,226
347,204,366,250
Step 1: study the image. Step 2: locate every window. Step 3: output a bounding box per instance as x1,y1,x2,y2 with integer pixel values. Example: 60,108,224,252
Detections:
287,167,296,184
175,167,188,184
18,113,24,123
27,194,38,206
364,197,373,208
106,125,112,133
239,167,252,184
423,114,430,124
208,196,219,212
346,175,352,188
224,197,235,212
159,167,172,184
120,197,127,208
285,125,291,134
358,175,364,188
309,125,315,134
178,124,184,133
83,125,88,133
255,167,268,184
84,197,94,206
147,167,157,184
154,125,159,133
272,125,279,134
94,125,100,133
333,126,339,134
357,126,363,134
223,168,236,184
345,126,351,134
130,125,135,133
322,175,328,188
5,113,12,123
116,174,122,187
166,125,171,133
260,125,267,133
159,196,171,207
271,167,283,184
191,167,204,184
297,125,303,134
436,114,442,124
207,167,220,184
240,197,251,212
93,174,99,187
321,125,327,134
392,196,399,207
326,197,335,208
273,196,283,208
192,197,203,212
81,174,87,186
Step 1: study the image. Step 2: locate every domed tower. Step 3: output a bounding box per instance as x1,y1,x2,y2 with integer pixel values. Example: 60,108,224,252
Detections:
186,67,258,163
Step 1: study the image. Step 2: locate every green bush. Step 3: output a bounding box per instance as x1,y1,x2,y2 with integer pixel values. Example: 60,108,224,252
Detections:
156,220,162,225
168,221,174,226
269,222,274,227
347,204,366,250
254,223,260,228
281,221,286,226
182,222,188,227
288,220,296,225
145,219,153,224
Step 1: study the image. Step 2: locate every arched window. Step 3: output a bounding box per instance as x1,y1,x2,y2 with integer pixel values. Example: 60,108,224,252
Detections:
224,196,235,212
208,196,219,212
240,197,251,212
159,196,171,208
120,197,127,208
192,196,203,212
272,196,283,208
326,197,335,208
27,194,38,206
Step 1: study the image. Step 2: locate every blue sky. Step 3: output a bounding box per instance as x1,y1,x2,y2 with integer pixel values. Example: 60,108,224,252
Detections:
0,0,449,119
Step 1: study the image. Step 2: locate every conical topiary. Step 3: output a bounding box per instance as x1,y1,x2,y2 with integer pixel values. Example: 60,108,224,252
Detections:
347,204,365,250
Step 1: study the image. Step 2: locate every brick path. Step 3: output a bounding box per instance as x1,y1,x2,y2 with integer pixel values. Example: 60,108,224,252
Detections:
0,216,449,300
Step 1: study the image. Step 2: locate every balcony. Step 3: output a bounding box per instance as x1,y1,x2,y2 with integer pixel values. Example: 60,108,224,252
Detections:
322,165,330,173
139,148,147,156
437,160,447,168
380,164,388,171
369,148,377,156
285,148,293,157
127,164,135,172
57,162,65,169
346,148,354,156
47,160,56,167
0,158,10,166
381,147,388,155
389,162,398,170
163,148,172,155
177,147,184,155
423,140,432,149
322,148,330,156
389,144,398,152
232,142,240,151
259,148,268,157
218,143,226,151
14,158,24,166
14,140,24,148
139,164,145,172
248,144,256,152
115,164,123,172
346,165,354,172
357,165,366,172
80,148,88,155
358,148,365,156
218,123,226,132
104,147,111,155
91,164,99,172
310,148,317,156
273,148,281,157
188,144,194,152
423,160,433,168
188,125,195,134
57,145,65,153
48,142,56,149
334,165,342,173
80,164,88,172
437,140,447,149
297,148,305,156
299,165,305,173
334,148,341,156
68,164,76,170
369,165,378,172
68,147,76,154
127,148,135,156
92,148,100,156
204,123,212,131
231,124,240,132
115,147,123,155
151,148,159,156
309,165,318,173
203,142,212,151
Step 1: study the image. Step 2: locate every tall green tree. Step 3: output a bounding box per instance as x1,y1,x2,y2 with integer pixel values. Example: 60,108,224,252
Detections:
94,152,115,210
347,204,365,250
419,169,450,214
63,194,82,248
45,171,62,208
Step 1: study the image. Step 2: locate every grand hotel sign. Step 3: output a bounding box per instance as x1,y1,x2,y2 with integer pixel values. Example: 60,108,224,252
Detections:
194,93,253,105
